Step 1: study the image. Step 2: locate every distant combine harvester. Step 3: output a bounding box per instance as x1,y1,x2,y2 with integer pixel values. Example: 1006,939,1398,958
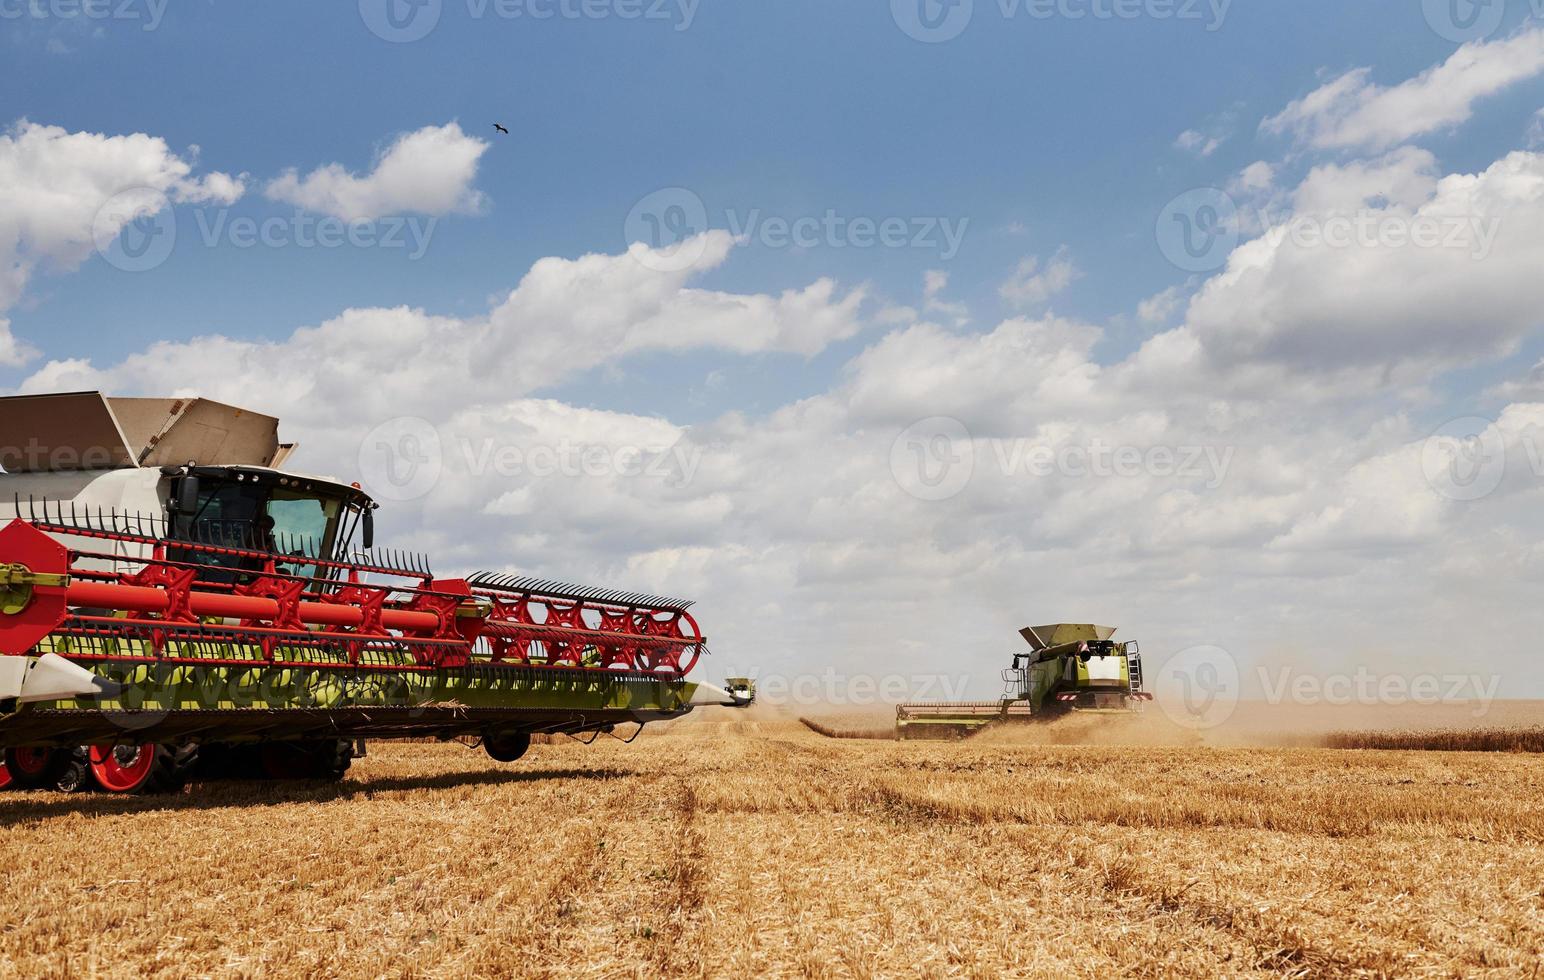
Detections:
896,624,1149,740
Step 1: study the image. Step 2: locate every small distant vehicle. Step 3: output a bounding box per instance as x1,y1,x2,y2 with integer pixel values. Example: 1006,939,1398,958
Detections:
896,623,1150,740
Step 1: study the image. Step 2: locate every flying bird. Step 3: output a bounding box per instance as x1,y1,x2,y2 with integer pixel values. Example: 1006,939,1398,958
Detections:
493,123,509,135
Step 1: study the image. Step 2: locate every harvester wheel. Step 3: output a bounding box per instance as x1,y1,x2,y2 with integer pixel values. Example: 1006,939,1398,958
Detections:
484,731,531,763
0,760,10,790
257,740,353,781
88,743,197,794
53,747,93,793
315,739,354,782
3,747,70,789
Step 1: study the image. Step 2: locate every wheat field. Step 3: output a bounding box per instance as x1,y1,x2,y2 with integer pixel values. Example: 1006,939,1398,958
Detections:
1,708,1542,978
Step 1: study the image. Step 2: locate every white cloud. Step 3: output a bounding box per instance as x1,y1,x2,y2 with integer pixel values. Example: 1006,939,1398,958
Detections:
998,247,1080,308
1157,149,1544,386
1262,27,1544,150
1230,161,1276,194
22,232,866,419
18,85,1544,696
0,120,244,366
1136,285,1186,324
265,122,489,221
920,268,968,321
1175,128,1222,157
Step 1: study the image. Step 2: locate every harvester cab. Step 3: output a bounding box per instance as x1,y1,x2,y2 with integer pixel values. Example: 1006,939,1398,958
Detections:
0,391,749,794
896,623,1153,739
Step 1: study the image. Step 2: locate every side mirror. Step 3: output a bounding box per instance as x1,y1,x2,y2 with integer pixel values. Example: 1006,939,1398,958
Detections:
176,474,200,514
1123,641,1140,655
361,507,375,550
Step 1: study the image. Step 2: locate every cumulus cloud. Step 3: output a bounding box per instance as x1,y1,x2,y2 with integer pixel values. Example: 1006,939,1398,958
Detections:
1175,128,1223,158
22,232,867,420
1136,285,1186,324
1154,150,1544,387
998,247,1080,308
1262,26,1544,150
0,120,245,366
265,122,489,221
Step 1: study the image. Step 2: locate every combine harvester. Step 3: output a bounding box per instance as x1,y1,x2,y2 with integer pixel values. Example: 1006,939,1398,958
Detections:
0,392,751,793
895,623,1149,740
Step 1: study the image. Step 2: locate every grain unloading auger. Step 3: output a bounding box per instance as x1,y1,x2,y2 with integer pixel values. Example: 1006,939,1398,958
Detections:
895,623,1150,740
0,392,753,794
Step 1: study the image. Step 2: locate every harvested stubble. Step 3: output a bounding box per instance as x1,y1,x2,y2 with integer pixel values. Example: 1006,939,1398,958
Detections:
1,710,1542,978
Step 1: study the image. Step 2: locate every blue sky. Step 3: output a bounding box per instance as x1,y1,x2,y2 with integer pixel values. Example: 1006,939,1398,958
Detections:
6,0,1535,399
6,1,1544,708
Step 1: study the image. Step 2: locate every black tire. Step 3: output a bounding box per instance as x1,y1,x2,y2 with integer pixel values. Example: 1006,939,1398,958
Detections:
314,739,353,782
484,731,531,763
142,743,199,794
3,747,71,789
54,747,93,793
257,739,353,781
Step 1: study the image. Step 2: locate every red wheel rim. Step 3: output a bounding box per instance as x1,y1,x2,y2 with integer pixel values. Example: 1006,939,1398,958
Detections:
0,761,11,790
89,744,156,793
9,747,53,778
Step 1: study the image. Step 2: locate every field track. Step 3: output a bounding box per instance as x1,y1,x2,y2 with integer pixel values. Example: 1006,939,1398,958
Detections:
1,710,1542,977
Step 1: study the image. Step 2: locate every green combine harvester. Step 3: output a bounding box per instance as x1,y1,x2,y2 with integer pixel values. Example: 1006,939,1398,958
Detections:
896,623,1149,740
